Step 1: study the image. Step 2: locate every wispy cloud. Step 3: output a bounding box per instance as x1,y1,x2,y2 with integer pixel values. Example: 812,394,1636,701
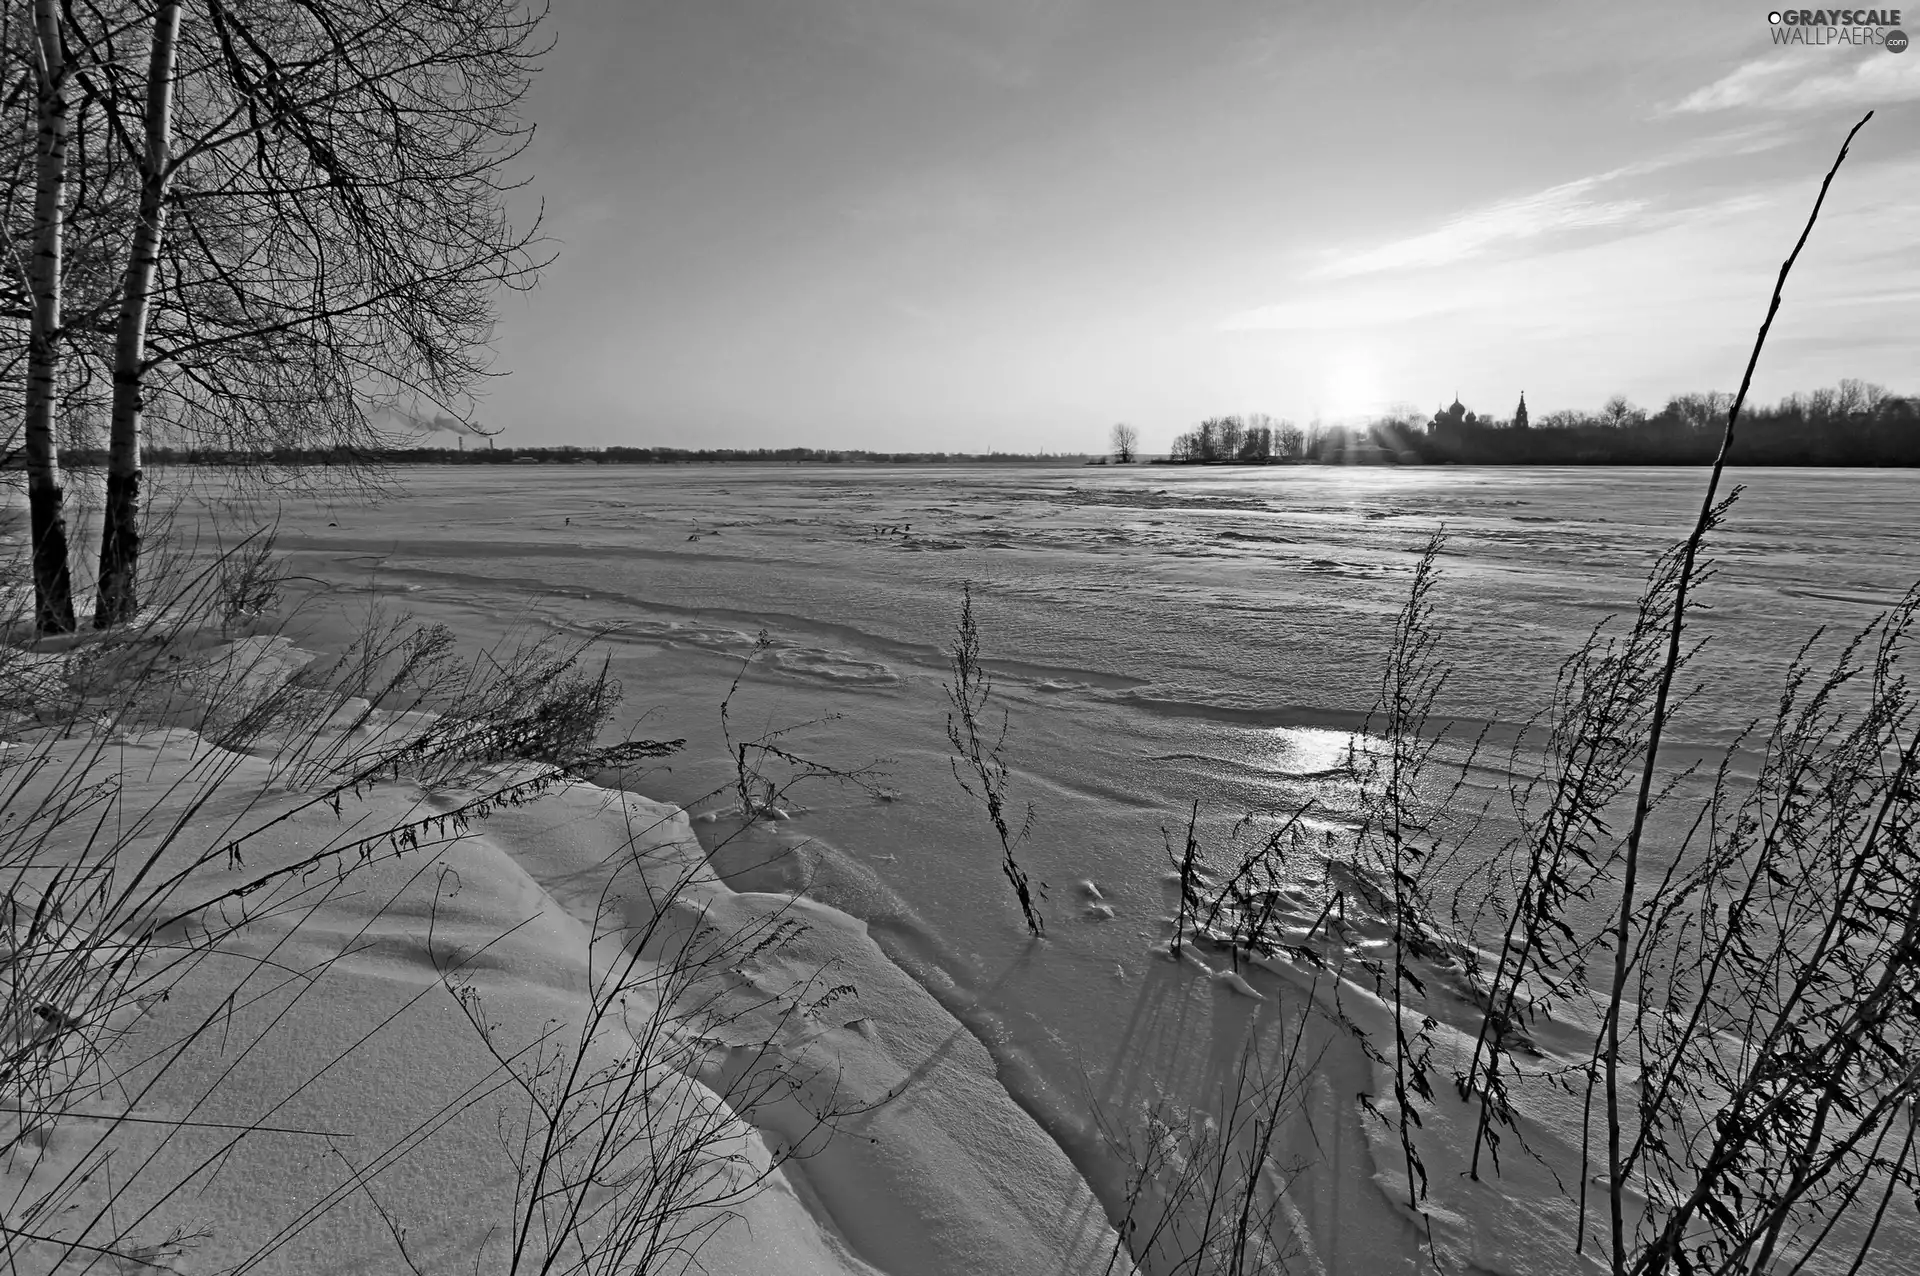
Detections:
1297,127,1787,284
1222,184,1783,335
1308,176,1648,279
1670,53,1920,113
1614,123,1793,169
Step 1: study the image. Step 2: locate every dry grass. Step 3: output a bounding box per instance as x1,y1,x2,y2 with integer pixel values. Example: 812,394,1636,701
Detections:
0,518,880,1274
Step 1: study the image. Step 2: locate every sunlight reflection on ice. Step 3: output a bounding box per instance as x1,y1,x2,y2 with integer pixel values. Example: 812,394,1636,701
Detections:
1263,725,1357,777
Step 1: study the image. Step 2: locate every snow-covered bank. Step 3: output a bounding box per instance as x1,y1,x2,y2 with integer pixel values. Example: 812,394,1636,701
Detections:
0,633,1130,1274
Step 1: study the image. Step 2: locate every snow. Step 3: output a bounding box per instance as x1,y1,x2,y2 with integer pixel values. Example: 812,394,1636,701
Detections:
0,700,1128,1274
9,461,1916,1273
0,598,1143,1272
1209,968,1264,1000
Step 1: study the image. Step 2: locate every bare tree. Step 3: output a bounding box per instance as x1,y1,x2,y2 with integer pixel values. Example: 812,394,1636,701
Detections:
0,0,546,626
93,0,180,626
1110,420,1138,463
20,0,76,632
1658,391,1733,431
81,0,550,625
1215,414,1245,460
1834,376,1887,416
1600,394,1643,429
1274,419,1304,459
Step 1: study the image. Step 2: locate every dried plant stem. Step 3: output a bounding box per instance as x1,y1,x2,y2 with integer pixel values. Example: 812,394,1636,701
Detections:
944,584,1043,936
1601,110,1874,1276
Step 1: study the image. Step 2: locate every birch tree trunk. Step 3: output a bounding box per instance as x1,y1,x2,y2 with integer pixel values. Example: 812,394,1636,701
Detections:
94,0,181,628
23,0,74,634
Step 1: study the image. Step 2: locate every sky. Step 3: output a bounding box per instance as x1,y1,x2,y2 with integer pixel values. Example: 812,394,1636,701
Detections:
473,1,1920,453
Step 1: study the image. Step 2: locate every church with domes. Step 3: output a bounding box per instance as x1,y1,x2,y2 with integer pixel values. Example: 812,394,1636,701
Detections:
1428,391,1528,435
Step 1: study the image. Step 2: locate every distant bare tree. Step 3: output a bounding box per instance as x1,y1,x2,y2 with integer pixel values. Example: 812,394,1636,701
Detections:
1194,418,1217,461
1274,420,1305,459
1215,414,1245,460
1801,379,1890,420
1601,394,1644,428
1237,423,1272,461
1835,377,1888,415
1658,391,1733,431
1110,420,1138,464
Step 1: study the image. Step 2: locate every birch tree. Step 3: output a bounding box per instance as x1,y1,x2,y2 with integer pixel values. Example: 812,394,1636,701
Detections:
85,0,548,625
21,0,75,632
0,1,544,628
92,0,178,625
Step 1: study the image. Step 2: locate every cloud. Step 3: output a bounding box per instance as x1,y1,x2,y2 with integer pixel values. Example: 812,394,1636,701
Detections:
1612,123,1793,171
1308,176,1648,279
1293,127,1787,287
1670,52,1920,113
1218,181,1793,337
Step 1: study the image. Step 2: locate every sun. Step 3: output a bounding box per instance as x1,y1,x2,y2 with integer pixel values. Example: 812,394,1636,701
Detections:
1320,348,1385,422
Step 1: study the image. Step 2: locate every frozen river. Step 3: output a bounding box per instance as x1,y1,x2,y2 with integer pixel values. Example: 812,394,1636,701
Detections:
254,460,1916,825
190,460,1919,1271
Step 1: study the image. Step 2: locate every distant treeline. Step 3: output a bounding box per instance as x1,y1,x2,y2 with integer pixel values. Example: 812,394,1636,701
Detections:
1161,382,1920,466
67,444,1093,467
1165,414,1298,464
16,385,1914,474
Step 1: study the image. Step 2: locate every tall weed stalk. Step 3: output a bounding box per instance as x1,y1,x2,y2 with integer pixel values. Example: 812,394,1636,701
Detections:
944,584,1044,936
1597,110,1877,1276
